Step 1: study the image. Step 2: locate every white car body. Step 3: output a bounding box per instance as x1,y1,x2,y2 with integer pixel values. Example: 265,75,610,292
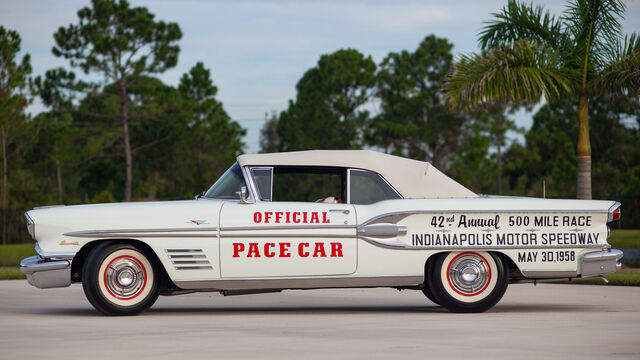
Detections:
21,150,623,314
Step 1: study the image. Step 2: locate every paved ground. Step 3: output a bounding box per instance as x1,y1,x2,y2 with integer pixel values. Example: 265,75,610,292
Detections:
1,280,639,360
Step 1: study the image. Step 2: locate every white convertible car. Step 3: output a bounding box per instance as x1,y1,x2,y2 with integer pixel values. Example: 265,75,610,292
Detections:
21,150,623,315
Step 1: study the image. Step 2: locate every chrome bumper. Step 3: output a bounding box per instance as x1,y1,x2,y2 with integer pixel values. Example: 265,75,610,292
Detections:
581,249,624,278
20,255,72,289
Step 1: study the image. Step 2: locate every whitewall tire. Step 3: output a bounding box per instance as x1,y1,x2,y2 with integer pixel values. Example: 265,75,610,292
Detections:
83,243,159,316
428,251,508,313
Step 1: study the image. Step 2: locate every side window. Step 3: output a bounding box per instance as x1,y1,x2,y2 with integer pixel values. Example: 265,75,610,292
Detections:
251,168,272,201
349,169,401,205
272,167,346,203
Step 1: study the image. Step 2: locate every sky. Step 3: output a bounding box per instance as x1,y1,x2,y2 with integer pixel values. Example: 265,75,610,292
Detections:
2,0,640,153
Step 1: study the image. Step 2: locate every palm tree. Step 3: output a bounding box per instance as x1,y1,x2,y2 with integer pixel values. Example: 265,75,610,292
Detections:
444,0,639,199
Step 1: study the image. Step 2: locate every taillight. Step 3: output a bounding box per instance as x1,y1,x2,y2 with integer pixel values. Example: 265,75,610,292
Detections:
608,203,621,222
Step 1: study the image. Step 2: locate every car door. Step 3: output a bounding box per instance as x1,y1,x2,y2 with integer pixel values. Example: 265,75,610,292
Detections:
218,166,357,278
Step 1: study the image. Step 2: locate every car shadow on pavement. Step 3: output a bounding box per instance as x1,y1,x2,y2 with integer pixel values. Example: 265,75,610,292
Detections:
13,303,604,317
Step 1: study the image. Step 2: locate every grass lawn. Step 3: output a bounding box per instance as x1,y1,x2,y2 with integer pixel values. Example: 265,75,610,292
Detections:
0,243,36,267
608,229,640,249
0,266,26,280
565,268,640,286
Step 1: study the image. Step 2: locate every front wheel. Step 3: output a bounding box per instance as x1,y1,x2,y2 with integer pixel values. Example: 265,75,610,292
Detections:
427,251,508,313
82,243,159,316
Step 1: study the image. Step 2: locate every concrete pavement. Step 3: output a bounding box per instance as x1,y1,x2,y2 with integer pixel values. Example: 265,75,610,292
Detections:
1,280,639,359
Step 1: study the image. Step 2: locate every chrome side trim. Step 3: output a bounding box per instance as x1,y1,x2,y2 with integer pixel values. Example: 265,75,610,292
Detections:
174,274,424,290
166,249,203,253
521,270,578,278
361,209,611,227
35,243,75,260
221,233,354,239
176,266,214,270
357,223,407,237
221,225,356,231
174,275,424,290
64,227,219,238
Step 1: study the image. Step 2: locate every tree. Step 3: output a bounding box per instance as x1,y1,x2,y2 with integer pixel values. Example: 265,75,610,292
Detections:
0,26,32,244
277,49,376,151
50,0,182,201
260,111,280,153
444,0,640,199
177,62,245,193
368,35,467,168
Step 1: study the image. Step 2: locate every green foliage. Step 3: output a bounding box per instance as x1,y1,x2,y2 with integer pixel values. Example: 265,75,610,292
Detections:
52,0,182,77
175,62,245,194
49,0,183,201
0,26,33,245
444,0,640,200
260,111,280,153
368,35,467,167
277,49,376,151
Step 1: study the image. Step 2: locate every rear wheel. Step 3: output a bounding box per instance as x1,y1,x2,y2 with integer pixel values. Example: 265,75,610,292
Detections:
82,243,159,316
427,251,508,313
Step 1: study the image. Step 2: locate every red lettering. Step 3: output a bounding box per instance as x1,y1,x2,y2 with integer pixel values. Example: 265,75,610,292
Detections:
275,212,283,223
247,243,260,257
303,212,308,223
279,242,291,257
298,243,309,257
293,212,301,223
253,212,262,223
264,212,273,223
330,242,343,257
322,212,330,223
232,243,245,257
310,212,319,223
313,242,326,257
285,212,291,223
264,243,275,258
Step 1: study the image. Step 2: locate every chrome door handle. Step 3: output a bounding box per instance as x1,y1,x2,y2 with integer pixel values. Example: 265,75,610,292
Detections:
330,209,350,215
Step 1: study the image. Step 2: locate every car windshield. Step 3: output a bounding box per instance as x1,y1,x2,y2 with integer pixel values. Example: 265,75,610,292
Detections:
204,162,246,199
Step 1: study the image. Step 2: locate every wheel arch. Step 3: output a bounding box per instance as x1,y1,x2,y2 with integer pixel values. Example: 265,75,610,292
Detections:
72,239,175,290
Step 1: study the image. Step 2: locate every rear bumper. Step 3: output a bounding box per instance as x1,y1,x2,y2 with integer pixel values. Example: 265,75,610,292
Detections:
20,255,72,289
581,249,624,278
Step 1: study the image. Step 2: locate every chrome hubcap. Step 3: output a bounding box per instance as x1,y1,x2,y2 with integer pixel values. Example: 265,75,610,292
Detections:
448,254,490,295
104,257,145,299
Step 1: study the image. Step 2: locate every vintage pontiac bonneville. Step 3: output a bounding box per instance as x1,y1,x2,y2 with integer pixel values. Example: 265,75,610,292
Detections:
21,150,623,315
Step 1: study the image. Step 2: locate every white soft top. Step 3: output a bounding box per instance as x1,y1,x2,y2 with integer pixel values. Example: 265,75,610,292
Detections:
237,150,477,199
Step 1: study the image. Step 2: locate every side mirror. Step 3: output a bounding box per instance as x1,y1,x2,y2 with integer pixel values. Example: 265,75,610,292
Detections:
237,186,253,204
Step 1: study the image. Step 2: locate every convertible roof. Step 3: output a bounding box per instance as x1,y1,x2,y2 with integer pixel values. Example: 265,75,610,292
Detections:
237,150,477,198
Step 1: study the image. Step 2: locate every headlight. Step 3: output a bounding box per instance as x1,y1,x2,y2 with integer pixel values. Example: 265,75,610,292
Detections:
25,212,35,239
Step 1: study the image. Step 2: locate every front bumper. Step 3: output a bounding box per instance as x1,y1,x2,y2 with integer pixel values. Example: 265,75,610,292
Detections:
20,255,72,289
581,249,624,278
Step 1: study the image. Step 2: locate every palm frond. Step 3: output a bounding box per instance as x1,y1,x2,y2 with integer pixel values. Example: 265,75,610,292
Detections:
443,40,572,110
479,0,564,50
563,0,626,70
597,33,640,96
